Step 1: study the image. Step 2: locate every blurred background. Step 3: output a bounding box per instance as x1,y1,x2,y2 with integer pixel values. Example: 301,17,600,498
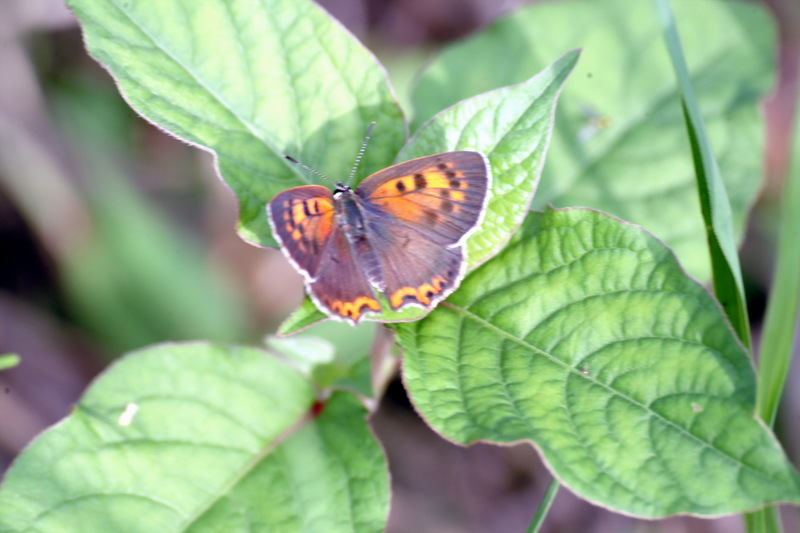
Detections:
1,0,799,531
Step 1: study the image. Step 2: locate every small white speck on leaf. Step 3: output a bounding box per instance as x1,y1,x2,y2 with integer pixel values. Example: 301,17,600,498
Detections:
691,402,703,413
118,403,139,426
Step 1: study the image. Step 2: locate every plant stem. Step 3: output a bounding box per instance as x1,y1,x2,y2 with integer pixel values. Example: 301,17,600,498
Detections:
525,478,560,533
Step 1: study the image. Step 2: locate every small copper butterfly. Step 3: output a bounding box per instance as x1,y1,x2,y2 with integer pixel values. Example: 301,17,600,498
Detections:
267,124,491,325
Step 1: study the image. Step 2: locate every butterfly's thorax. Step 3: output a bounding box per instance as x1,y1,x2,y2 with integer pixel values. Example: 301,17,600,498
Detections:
333,184,367,240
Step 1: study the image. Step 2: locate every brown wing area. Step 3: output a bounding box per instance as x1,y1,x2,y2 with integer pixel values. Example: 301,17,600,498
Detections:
357,151,490,246
309,228,381,324
268,186,381,324
362,216,466,312
268,185,335,280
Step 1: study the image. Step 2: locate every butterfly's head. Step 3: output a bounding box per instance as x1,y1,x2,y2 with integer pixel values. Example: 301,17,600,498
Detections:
333,182,351,198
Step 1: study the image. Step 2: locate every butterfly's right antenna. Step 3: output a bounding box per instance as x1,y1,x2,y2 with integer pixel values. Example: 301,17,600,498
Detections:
282,155,337,187
347,122,376,186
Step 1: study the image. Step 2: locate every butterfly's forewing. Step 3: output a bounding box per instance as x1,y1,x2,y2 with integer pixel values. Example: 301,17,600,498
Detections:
357,151,491,311
269,185,337,279
357,151,490,247
268,185,380,324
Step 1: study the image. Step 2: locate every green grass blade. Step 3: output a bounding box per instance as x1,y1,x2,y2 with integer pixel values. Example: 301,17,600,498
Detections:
525,478,559,533
757,80,800,427
744,58,800,533
744,508,783,533
654,0,751,349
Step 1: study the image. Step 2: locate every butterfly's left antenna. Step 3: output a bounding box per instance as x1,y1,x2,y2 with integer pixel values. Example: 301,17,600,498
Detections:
347,122,376,186
282,155,337,187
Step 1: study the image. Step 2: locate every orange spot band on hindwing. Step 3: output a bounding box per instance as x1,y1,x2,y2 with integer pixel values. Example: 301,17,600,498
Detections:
330,297,380,321
389,276,448,309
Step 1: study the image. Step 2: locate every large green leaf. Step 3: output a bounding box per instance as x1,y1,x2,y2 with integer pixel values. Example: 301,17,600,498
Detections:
397,208,800,518
0,344,389,533
411,0,773,280
67,0,406,247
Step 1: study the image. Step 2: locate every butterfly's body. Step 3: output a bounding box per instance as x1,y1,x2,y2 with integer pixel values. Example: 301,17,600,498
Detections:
269,151,490,325
332,185,385,290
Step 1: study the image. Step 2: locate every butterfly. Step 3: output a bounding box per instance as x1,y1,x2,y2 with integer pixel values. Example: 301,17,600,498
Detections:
267,125,491,325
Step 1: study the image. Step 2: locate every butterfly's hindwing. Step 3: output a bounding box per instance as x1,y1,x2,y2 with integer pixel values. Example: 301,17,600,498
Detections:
362,215,465,311
309,226,381,324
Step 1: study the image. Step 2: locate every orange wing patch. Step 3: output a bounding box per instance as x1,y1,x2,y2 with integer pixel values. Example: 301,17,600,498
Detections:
328,296,381,322
269,185,337,278
281,196,335,252
369,168,474,225
371,162,465,198
389,275,449,309
288,196,330,225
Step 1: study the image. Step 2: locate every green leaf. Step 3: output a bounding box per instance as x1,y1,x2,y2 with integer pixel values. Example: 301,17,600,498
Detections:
396,208,800,518
67,0,405,247
0,354,20,371
655,0,750,348
279,298,330,335
0,343,388,533
411,0,773,281
265,320,377,397
400,50,579,270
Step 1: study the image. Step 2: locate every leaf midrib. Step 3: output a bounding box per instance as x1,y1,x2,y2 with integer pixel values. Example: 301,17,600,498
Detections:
440,301,790,488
